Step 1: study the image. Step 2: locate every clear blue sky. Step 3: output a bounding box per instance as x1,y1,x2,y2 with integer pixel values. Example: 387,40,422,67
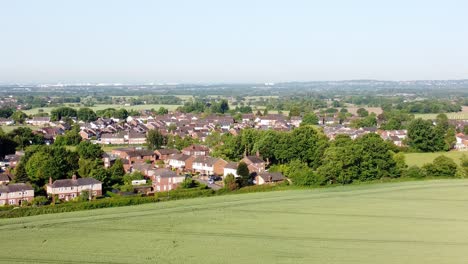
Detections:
1,0,467,83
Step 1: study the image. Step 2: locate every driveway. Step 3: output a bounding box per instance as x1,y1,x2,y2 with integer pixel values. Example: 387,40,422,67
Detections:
194,178,222,190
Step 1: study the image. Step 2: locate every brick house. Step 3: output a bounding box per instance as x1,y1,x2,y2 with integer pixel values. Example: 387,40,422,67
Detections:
241,154,266,173
192,156,228,176
112,148,156,164
155,149,180,161
0,173,13,185
46,175,102,201
27,117,51,126
0,183,34,206
127,131,147,145
182,144,210,156
254,172,285,185
152,168,185,192
167,154,195,171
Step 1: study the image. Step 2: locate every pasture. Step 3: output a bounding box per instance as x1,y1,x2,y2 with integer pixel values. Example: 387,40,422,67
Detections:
22,103,182,115
404,151,467,167
1,180,468,263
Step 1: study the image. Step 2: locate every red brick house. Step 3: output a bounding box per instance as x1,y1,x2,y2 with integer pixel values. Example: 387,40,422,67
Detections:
152,168,185,192
0,183,34,206
155,149,180,161
46,175,102,201
167,154,195,172
112,148,156,164
241,154,266,173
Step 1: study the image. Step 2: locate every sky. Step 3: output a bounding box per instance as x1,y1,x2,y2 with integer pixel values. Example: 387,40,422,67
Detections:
0,0,467,83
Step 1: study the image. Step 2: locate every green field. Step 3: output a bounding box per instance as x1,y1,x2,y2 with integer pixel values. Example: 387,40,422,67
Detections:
1,180,468,263
415,113,468,120
22,103,182,115
405,151,468,167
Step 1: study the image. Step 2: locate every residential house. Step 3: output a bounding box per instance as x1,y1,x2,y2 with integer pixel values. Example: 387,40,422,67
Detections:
254,172,286,185
241,154,266,174
182,144,210,156
112,148,156,164
127,131,146,145
192,156,228,176
167,154,194,171
100,132,125,144
0,118,14,125
0,173,13,185
152,168,185,192
155,149,180,161
0,183,34,206
455,133,468,150
27,117,51,126
223,162,239,177
46,175,102,201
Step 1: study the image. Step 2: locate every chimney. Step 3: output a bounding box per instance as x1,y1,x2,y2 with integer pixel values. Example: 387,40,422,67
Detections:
49,177,53,185
72,174,77,181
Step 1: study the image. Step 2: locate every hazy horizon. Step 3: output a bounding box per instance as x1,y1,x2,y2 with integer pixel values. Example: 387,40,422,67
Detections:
1,0,467,83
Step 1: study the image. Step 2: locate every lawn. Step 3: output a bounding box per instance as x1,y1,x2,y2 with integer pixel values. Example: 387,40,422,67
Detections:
0,124,38,133
404,151,468,167
22,103,182,115
1,180,468,263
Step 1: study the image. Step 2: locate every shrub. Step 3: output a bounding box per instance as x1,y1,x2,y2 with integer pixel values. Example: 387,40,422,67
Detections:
403,166,425,179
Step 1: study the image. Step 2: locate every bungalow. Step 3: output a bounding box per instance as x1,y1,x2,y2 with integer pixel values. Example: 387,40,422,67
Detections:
241,154,266,173
192,156,228,176
0,183,34,206
152,168,185,192
46,175,102,201
254,172,286,185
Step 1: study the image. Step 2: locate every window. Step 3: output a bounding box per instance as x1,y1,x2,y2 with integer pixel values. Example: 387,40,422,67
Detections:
9,200,15,205
24,191,27,195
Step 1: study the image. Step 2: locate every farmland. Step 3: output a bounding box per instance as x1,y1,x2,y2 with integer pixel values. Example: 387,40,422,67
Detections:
404,151,468,167
22,103,182,115
1,180,468,263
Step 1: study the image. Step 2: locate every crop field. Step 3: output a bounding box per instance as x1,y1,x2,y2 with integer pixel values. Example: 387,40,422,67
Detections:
404,151,468,167
1,180,468,263
22,103,182,115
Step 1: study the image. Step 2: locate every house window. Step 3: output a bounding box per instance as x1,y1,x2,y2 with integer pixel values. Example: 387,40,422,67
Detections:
9,200,15,205
24,191,27,195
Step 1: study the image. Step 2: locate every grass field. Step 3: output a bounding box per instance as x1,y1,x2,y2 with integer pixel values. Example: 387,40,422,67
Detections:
1,180,468,263
22,103,182,115
404,151,468,167
0,124,38,133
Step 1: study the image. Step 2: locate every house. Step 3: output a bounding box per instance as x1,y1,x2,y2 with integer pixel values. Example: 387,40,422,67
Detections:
241,154,266,173
112,148,156,164
0,118,14,125
254,172,285,185
155,149,180,161
27,117,51,126
100,132,125,144
167,154,194,171
455,133,468,150
223,162,239,177
0,183,34,206
192,156,228,176
46,175,102,201
127,131,146,145
0,173,13,185
182,144,210,156
152,168,185,192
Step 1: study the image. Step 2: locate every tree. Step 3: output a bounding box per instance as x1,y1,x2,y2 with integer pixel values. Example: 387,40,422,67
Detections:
179,177,198,189
301,113,319,126
123,171,145,185
357,108,369,117
403,166,425,178
76,141,103,160
108,159,125,186
11,111,28,124
157,107,169,115
285,160,318,186
54,125,82,146
116,109,129,119
77,108,97,122
50,107,77,121
407,118,439,152
236,161,250,185
289,106,301,117
0,134,17,159
223,174,239,191
8,127,44,150
422,155,457,177
146,129,166,150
